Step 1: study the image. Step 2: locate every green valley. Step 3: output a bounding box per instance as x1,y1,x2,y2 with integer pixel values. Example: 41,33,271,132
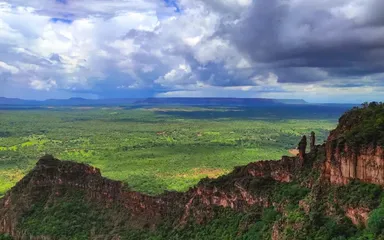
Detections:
0,105,341,196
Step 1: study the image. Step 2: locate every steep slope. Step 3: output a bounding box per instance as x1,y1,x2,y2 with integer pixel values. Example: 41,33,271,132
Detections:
324,102,384,185
1,103,384,240
0,153,311,239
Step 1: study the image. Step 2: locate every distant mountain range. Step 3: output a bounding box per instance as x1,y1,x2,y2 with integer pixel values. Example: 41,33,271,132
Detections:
136,97,307,106
0,97,138,106
0,97,307,107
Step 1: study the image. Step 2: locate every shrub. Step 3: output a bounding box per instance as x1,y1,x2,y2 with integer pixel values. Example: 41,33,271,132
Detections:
367,208,384,235
0,234,13,240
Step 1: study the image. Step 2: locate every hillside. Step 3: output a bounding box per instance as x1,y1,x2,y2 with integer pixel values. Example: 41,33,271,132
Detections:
1,103,384,240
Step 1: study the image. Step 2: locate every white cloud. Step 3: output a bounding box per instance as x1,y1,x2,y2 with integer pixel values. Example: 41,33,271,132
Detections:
156,64,194,87
0,0,383,102
109,39,137,56
0,61,19,74
252,73,278,86
29,79,57,91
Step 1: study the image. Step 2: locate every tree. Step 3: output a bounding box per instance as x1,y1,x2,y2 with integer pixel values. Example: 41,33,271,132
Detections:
368,208,384,235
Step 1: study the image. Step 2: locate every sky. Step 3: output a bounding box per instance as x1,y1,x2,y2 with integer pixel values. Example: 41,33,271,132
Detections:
0,0,384,103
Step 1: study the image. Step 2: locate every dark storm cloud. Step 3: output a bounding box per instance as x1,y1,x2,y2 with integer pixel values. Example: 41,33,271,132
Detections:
273,67,327,83
226,0,384,83
2,0,384,101
198,63,241,87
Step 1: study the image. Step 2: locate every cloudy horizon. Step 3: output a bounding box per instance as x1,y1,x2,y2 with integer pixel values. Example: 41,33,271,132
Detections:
0,0,384,103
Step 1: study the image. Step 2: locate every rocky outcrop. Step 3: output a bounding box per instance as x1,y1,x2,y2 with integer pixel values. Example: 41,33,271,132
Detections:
310,132,316,152
229,156,302,182
322,103,384,185
298,135,307,165
0,155,174,236
323,115,384,185
0,153,309,238
178,155,306,222
345,207,370,226
1,104,383,239
324,141,384,185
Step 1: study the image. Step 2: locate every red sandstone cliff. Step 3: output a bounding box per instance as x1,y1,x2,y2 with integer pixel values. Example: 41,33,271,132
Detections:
0,151,315,239
0,155,185,236
324,141,384,185
323,109,384,185
1,104,383,239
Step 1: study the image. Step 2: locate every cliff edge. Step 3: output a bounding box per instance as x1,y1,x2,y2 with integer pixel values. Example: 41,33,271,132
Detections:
324,102,384,185
1,103,384,240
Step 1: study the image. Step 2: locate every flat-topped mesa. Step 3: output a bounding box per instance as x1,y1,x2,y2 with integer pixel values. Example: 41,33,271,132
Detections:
298,135,307,165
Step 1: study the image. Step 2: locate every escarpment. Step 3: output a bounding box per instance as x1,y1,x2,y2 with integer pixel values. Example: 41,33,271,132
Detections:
323,103,384,185
324,140,384,185
0,154,307,233
0,155,188,236
0,150,319,238
0,103,383,239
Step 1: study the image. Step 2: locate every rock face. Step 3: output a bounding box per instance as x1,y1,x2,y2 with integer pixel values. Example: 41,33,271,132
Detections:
0,155,177,236
0,154,308,238
323,117,384,185
324,141,384,185
345,207,370,226
310,132,316,152
322,103,384,185
298,135,307,165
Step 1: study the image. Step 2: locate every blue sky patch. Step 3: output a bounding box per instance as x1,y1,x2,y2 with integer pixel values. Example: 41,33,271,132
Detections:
56,0,68,4
50,18,73,24
164,0,181,12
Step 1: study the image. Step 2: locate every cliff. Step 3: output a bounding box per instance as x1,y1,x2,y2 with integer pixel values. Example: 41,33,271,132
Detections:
0,155,180,236
0,151,319,239
324,103,384,185
0,103,384,240
0,154,307,236
324,141,384,185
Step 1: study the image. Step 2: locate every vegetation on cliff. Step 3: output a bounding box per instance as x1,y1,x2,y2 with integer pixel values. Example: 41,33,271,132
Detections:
19,191,112,239
10,177,384,239
0,234,12,240
338,102,384,147
1,103,384,239
3,151,384,240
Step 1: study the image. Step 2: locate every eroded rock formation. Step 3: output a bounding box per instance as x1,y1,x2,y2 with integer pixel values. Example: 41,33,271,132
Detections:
0,152,311,238
298,135,307,165
345,207,370,226
323,118,384,185
310,131,316,152
324,141,384,185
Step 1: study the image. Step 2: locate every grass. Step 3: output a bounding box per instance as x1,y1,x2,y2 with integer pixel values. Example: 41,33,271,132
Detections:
0,106,340,195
